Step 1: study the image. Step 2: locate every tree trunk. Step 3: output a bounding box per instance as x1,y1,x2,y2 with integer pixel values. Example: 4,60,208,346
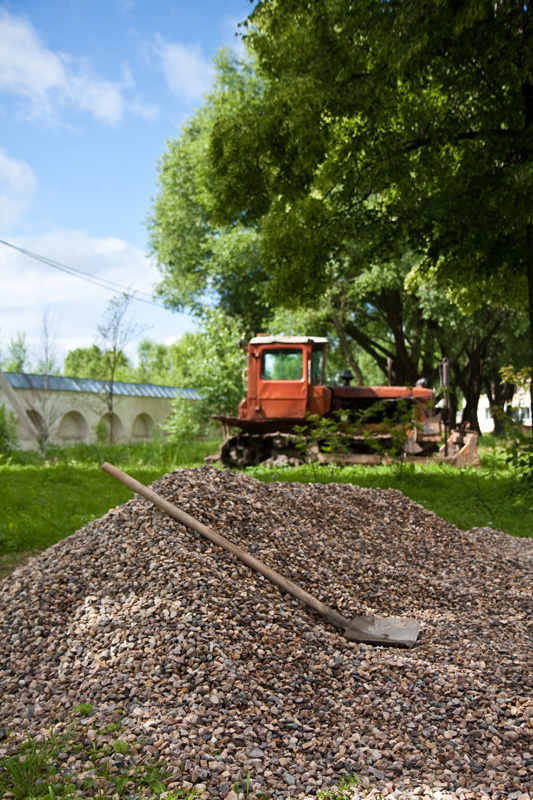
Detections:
526,224,533,437
459,355,484,433
484,374,515,437
383,290,421,385
523,70,533,441
330,312,364,384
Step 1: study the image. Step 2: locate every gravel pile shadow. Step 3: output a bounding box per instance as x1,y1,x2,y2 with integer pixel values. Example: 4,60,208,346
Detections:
1,467,532,799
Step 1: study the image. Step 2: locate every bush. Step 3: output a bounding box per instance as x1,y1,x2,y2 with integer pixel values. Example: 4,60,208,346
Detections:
0,404,18,456
165,398,204,446
507,441,533,480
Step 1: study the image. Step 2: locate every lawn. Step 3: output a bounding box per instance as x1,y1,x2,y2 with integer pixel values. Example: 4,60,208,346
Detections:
0,438,219,578
0,437,531,580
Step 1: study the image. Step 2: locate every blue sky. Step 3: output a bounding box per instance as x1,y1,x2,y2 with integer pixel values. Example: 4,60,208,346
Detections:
0,0,254,370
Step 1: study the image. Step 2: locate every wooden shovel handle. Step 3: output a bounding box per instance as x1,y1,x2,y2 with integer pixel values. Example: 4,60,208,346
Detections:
101,463,348,630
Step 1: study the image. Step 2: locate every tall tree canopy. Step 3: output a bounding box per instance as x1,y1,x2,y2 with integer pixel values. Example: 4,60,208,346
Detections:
148,1,533,430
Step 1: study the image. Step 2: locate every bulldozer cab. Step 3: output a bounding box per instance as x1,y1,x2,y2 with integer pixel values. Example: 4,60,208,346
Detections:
242,336,330,422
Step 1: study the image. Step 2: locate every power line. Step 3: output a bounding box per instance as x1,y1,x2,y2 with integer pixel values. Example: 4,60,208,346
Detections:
0,237,168,309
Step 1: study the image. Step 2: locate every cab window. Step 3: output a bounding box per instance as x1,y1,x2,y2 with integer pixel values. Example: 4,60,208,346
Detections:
311,347,325,385
262,349,303,380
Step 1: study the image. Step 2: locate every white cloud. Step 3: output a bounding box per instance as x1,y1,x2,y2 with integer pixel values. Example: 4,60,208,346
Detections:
0,229,195,363
153,36,213,101
0,148,36,226
128,94,159,122
0,9,135,126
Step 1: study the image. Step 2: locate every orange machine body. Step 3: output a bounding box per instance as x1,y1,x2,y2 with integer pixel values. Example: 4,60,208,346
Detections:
239,336,330,424
232,335,436,431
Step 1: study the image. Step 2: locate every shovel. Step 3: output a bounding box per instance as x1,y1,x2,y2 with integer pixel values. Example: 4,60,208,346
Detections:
101,463,420,648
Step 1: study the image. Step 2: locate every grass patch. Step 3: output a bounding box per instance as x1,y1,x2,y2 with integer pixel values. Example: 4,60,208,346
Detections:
0,439,220,575
0,710,197,799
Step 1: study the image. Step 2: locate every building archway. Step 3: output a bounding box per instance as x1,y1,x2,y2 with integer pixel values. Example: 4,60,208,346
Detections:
58,410,89,443
132,412,154,440
99,413,124,443
26,409,43,430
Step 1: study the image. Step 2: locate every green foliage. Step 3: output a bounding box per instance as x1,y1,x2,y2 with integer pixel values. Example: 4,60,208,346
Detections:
294,401,421,479
0,438,221,566
0,733,66,800
317,774,363,799
164,309,247,430
1,331,30,373
165,399,204,446
239,0,533,298
294,414,352,469
148,48,272,335
147,25,531,434
500,365,532,392
0,404,18,456
72,703,94,716
508,443,533,481
132,334,203,388
94,419,109,445
134,339,173,384
64,344,131,382
362,399,422,479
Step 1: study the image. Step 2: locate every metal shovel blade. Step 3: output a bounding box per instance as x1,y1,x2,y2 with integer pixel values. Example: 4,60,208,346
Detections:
343,615,420,647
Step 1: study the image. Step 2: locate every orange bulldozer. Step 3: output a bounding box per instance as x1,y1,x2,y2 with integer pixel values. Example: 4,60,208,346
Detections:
211,335,479,469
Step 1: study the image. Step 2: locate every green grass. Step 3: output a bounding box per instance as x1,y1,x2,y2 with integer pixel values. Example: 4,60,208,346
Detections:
0,710,196,799
0,437,531,581
0,462,163,554
0,438,220,578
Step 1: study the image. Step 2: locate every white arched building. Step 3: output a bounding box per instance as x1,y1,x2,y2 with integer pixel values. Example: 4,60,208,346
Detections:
0,371,199,450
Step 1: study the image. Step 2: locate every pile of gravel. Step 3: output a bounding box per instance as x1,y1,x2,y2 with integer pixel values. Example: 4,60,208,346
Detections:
0,467,532,799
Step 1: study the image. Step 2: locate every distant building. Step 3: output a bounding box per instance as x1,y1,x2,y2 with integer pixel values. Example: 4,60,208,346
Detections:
476,391,531,434
0,370,199,450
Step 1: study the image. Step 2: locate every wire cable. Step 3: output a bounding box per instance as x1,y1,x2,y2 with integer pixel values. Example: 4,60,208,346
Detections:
0,237,167,309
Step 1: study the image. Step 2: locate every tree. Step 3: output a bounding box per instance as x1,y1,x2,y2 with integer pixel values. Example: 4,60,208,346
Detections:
163,310,247,441
148,14,531,432
134,340,171,385
0,404,18,456
482,315,530,434
64,344,131,381
96,294,139,443
131,336,203,387
24,312,62,456
147,49,272,337
213,0,533,434
1,332,30,373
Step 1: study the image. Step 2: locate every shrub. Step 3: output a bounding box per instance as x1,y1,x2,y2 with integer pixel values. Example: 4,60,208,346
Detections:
165,398,204,446
0,404,18,456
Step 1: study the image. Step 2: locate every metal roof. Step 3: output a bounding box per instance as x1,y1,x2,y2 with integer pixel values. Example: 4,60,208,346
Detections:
4,373,200,400
249,336,329,345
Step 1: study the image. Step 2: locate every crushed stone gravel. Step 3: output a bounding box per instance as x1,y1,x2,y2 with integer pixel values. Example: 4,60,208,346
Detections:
0,467,532,799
